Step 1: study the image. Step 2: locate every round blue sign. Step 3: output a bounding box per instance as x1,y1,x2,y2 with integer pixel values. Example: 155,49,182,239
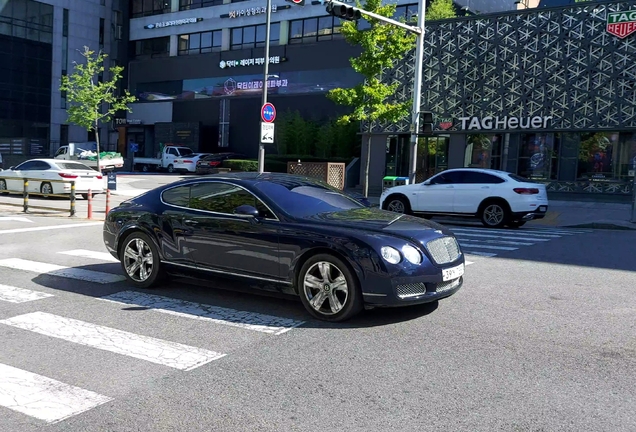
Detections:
261,103,276,123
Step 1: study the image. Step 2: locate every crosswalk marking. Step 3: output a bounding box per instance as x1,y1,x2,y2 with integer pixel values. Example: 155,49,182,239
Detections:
453,232,552,242
0,312,226,371
100,291,305,335
448,226,593,258
0,258,125,284
0,284,54,303
58,249,119,262
0,363,112,424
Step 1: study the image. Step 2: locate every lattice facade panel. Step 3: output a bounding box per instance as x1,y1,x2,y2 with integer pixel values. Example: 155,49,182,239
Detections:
365,0,636,134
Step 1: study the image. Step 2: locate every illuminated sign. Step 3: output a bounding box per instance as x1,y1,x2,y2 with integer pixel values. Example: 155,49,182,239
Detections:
144,17,203,29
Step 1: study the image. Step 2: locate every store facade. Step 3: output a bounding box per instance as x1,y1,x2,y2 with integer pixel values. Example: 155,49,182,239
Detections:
363,0,636,197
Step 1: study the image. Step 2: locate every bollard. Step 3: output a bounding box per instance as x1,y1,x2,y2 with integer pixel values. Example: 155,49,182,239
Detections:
105,188,111,216
70,181,76,217
22,178,28,213
87,189,93,219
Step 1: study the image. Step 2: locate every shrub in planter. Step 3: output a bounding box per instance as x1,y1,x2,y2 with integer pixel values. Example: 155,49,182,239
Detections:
222,159,258,172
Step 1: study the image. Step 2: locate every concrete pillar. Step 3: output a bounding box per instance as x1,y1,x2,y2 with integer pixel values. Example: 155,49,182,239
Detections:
221,28,231,51
169,34,178,56
279,20,289,45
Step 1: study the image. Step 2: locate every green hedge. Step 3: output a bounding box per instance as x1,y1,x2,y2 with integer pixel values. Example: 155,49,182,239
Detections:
222,159,258,171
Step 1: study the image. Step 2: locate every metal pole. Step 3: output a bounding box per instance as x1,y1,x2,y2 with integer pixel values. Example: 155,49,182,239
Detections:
258,0,272,174
631,171,636,223
408,0,426,184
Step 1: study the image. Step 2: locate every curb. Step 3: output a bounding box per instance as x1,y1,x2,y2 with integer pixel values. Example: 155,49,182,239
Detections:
560,222,636,230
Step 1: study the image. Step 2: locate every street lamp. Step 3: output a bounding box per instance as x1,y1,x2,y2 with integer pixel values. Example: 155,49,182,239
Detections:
258,0,273,173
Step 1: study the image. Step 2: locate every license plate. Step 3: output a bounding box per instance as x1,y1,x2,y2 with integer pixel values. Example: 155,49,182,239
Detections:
539,206,547,211
442,263,464,281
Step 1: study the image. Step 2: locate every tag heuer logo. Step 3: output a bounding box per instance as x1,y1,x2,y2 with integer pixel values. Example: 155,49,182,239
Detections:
439,118,453,130
607,10,636,39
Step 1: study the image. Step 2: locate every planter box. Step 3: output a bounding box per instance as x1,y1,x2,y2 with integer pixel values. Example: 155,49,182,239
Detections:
287,162,346,190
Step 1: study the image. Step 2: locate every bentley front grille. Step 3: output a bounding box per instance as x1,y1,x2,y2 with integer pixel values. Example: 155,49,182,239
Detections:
425,236,461,265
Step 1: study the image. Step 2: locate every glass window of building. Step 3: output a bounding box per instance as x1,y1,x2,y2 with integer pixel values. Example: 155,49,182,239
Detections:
179,0,223,9
178,30,222,55
289,16,343,44
464,134,503,170
131,0,171,18
134,36,170,59
577,132,636,182
517,133,559,181
230,23,279,50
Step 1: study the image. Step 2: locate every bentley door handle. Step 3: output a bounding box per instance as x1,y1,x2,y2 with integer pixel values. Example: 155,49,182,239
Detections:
184,219,199,225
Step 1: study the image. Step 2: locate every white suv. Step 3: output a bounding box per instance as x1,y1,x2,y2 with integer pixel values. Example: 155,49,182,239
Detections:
379,168,549,228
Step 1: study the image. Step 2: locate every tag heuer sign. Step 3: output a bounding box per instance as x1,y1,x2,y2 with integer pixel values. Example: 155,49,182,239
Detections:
439,118,453,130
607,10,636,39
144,17,203,29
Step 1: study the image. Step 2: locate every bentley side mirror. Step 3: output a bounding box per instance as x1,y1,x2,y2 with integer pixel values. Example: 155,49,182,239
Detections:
233,205,259,217
423,180,431,185
9,166,14,170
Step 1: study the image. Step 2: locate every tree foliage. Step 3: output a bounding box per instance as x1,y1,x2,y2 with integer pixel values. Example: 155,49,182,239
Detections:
327,0,417,128
59,46,136,169
426,0,457,21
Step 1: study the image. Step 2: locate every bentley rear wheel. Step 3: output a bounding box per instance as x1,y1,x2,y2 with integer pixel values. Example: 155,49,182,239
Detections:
119,231,165,288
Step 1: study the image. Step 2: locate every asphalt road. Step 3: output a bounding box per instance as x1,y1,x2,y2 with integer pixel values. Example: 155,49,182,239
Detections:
0,215,634,431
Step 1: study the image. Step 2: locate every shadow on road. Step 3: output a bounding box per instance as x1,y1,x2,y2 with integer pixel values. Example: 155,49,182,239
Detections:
29,263,442,329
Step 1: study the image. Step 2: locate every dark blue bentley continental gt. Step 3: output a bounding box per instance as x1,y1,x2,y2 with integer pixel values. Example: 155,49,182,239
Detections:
103,172,466,322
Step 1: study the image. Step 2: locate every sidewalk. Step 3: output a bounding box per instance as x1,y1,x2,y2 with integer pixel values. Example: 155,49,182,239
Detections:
364,196,636,230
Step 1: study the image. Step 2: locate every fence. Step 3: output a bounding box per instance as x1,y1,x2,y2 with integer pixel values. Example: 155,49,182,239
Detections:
0,175,77,216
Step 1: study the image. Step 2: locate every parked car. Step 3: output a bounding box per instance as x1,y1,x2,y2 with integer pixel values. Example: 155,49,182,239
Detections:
195,152,245,175
0,152,3,170
0,159,104,199
133,145,194,173
379,168,549,228
103,172,465,322
172,153,212,173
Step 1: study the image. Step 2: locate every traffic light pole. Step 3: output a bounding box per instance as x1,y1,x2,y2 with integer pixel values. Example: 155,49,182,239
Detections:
324,0,424,185
408,0,426,185
258,0,272,173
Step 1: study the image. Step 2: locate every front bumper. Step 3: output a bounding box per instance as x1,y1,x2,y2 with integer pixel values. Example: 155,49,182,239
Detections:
361,260,465,307
512,204,548,221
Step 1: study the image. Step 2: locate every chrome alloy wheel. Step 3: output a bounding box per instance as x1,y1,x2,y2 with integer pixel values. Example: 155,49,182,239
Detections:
387,199,405,213
41,183,53,195
123,238,154,282
303,261,349,316
483,204,505,226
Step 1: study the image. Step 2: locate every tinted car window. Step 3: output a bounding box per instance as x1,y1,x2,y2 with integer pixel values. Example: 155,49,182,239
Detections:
508,173,535,183
177,147,193,156
189,182,275,218
254,180,363,218
430,171,464,184
55,162,94,171
14,161,39,170
162,185,191,207
463,171,505,184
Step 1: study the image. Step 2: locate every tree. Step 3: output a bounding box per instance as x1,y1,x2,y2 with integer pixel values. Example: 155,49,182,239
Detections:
327,0,416,197
426,0,457,21
59,46,136,173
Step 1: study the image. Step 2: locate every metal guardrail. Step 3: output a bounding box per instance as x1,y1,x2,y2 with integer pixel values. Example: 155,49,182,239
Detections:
0,175,77,216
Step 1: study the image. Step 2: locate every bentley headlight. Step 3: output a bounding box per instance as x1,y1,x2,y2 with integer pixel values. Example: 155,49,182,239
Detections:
380,246,401,264
402,245,422,264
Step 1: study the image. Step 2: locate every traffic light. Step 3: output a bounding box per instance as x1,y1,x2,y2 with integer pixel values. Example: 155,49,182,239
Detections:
325,1,362,20
420,111,434,136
